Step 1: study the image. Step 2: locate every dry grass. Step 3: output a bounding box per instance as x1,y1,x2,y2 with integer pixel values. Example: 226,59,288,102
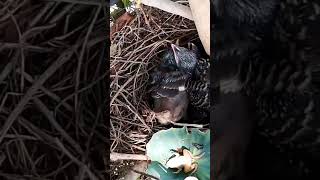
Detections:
110,6,199,179
0,1,107,179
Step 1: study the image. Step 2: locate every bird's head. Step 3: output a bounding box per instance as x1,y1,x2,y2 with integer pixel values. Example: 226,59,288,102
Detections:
160,44,184,65
160,43,199,75
170,44,197,65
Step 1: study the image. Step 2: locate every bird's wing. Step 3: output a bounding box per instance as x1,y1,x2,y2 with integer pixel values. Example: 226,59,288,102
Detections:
195,57,210,81
186,80,210,110
151,71,190,98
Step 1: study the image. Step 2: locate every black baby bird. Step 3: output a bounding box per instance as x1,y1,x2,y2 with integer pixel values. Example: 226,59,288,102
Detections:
149,71,190,125
160,42,210,82
157,43,210,108
150,70,209,125
161,43,198,75
149,43,210,124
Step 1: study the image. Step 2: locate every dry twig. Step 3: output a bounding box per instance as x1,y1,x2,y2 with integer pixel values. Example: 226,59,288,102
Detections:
0,1,106,179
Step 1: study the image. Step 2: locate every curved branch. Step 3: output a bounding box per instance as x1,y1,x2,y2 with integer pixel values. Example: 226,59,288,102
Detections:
141,0,193,20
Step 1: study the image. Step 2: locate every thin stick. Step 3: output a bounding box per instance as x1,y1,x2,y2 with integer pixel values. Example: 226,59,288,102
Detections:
0,49,74,144
54,138,98,180
110,152,149,162
169,121,209,128
131,169,160,180
33,98,84,155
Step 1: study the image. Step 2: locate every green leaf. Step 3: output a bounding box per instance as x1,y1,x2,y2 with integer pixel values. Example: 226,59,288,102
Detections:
190,128,210,180
122,0,131,9
145,127,210,180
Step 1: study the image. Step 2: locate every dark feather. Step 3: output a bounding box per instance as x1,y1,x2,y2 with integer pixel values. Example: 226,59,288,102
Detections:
212,0,320,179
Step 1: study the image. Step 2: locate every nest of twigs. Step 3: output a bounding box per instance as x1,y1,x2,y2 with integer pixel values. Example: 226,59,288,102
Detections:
0,1,106,179
110,6,199,178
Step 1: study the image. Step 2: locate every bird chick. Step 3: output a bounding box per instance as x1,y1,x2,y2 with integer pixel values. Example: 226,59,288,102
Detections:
161,43,199,75
149,42,210,124
186,80,210,110
150,67,209,109
149,71,190,125
153,91,189,125
194,57,210,81
149,71,190,98
160,42,210,82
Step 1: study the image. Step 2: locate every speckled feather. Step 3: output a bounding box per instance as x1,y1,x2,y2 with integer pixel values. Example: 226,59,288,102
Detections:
212,0,320,179
186,80,210,110
150,70,209,109
240,0,320,177
160,44,199,75
243,0,320,175
150,70,190,98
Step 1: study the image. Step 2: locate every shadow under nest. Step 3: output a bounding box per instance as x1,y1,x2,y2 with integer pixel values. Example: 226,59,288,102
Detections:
110,7,209,179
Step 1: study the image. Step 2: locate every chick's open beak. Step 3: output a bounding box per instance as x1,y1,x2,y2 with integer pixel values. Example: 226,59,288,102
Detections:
171,44,180,64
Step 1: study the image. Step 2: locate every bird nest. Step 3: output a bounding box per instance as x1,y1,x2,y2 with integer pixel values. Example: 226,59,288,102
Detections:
110,6,198,178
